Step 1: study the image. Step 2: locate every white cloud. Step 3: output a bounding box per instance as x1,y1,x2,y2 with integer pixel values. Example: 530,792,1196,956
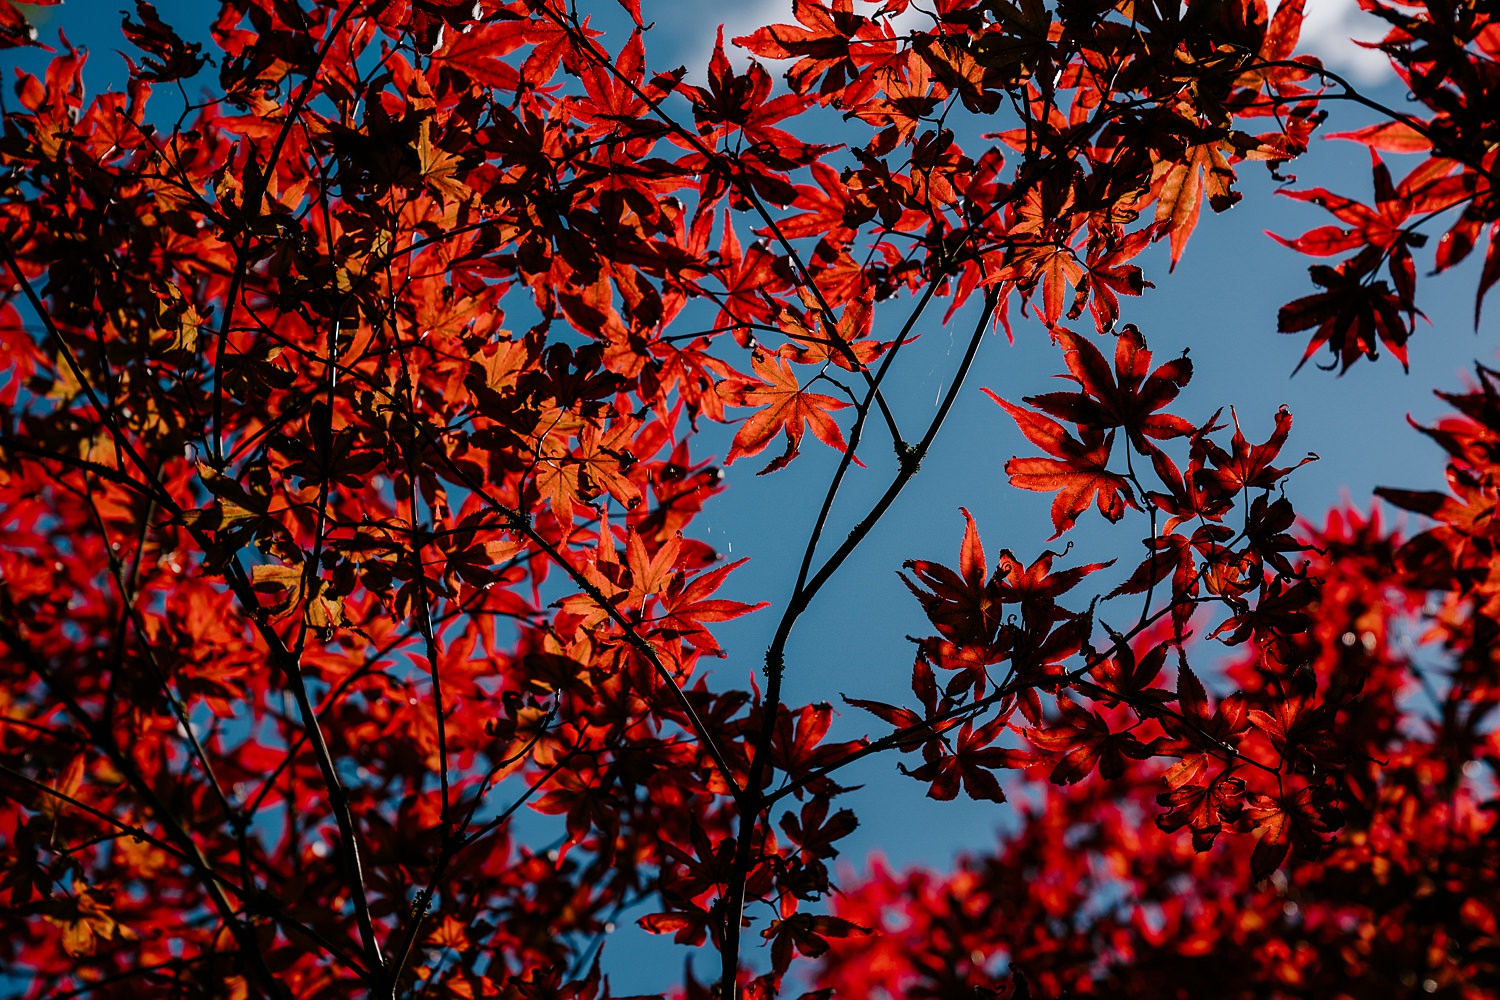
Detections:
1273,0,1394,85
715,0,799,53
670,0,795,82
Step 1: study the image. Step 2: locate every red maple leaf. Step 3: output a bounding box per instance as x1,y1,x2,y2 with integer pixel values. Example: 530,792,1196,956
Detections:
680,28,826,170
1156,767,1245,852
653,557,770,656
1197,406,1316,496
1245,784,1343,882
1151,129,1239,269
1077,226,1155,333
1027,699,1149,784
1278,255,1415,373
732,0,900,104
718,348,852,474
1022,325,1195,454
899,507,1003,646
777,291,888,372
713,215,787,345
902,715,1038,802
986,388,1136,537
778,160,870,245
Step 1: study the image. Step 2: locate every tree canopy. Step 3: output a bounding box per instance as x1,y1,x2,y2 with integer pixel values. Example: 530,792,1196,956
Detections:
0,1,1497,998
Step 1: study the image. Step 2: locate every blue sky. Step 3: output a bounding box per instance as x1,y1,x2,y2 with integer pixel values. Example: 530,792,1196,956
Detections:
3,0,1494,991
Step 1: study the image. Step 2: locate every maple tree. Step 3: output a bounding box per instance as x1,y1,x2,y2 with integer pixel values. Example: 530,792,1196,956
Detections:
0,0,1497,998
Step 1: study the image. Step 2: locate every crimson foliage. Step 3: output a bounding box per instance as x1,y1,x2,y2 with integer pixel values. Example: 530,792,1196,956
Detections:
0,1,1496,998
